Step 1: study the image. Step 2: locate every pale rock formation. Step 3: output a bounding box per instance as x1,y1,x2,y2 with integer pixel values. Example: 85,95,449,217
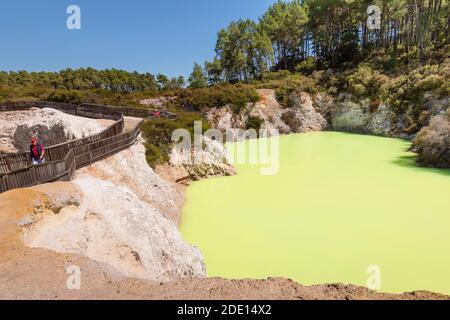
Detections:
331,100,371,132
21,141,206,281
284,91,328,133
0,108,113,153
206,90,290,135
366,104,394,136
249,89,291,133
79,138,181,222
140,96,176,109
170,136,236,181
206,105,246,133
313,92,335,118
330,98,394,136
424,96,450,117
206,89,326,136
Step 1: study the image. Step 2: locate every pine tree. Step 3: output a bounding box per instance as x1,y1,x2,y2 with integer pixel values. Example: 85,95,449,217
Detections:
188,63,208,88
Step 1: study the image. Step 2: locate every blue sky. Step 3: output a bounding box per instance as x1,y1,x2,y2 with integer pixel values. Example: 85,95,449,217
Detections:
0,0,277,77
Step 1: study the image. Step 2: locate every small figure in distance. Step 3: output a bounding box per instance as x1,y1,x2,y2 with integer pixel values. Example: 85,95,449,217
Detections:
30,137,45,165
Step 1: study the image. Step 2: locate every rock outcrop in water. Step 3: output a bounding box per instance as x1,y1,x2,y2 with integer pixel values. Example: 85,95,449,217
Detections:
412,110,450,168
169,136,236,181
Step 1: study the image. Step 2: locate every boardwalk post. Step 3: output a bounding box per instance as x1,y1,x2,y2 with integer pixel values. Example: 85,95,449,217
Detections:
0,175,7,193
5,157,12,172
30,166,38,185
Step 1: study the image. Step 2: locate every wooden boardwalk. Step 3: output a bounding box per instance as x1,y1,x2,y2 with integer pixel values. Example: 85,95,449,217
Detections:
124,117,144,132
0,101,175,194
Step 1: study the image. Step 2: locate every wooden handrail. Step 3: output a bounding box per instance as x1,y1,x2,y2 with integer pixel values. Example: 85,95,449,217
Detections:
0,101,172,194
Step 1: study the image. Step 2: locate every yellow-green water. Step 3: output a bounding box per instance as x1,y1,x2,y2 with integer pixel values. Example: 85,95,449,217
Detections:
180,132,450,294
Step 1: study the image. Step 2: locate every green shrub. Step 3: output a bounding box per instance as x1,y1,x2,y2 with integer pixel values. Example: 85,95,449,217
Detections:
413,115,450,168
144,142,165,165
295,57,316,75
246,116,264,132
275,87,291,107
273,75,319,107
177,84,259,113
346,65,389,99
440,81,450,96
260,70,291,81
0,88,6,103
352,83,366,96
47,90,82,104
415,74,445,92
140,112,209,166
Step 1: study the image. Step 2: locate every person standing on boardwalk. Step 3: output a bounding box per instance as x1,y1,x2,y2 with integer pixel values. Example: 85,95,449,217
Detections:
30,137,45,165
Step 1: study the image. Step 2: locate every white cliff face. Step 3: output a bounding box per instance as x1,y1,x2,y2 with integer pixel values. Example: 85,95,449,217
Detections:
249,89,291,133
0,108,113,153
170,136,236,180
206,90,288,135
206,89,326,136
140,96,176,109
331,100,371,133
22,141,206,281
206,105,246,133
329,98,396,137
366,104,394,136
79,138,182,221
329,95,397,136
286,91,328,133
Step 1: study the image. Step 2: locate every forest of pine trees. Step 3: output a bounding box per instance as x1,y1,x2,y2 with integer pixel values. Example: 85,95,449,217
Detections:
200,0,450,84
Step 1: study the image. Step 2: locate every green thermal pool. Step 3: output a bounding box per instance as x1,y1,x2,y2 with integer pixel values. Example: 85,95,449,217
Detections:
180,132,450,294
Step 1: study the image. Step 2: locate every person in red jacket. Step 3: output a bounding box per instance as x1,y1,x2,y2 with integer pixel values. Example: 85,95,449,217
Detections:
30,137,45,165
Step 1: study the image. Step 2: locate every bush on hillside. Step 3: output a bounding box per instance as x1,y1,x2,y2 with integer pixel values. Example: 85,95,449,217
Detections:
260,70,292,81
346,65,389,99
295,57,316,75
177,84,259,113
415,74,445,92
272,75,318,107
412,113,450,168
246,116,264,132
388,60,449,119
140,112,209,166
47,90,82,104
